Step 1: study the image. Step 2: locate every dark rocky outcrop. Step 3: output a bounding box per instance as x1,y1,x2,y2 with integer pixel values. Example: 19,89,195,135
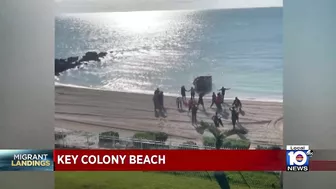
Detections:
193,75,212,94
98,51,108,58
55,51,109,76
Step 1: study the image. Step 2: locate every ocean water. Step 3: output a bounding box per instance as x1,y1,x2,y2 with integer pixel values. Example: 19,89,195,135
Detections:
55,8,282,101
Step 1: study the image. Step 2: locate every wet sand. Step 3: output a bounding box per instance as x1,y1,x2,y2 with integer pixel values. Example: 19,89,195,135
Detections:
55,86,283,147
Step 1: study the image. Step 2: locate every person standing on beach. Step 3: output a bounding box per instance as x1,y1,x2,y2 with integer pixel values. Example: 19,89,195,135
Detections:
176,97,183,110
158,91,165,112
210,92,216,108
229,106,238,129
191,103,198,125
198,93,205,110
153,88,161,114
218,87,230,102
154,88,160,95
190,87,196,99
153,93,159,114
181,86,187,100
215,92,223,113
212,112,223,127
188,98,195,113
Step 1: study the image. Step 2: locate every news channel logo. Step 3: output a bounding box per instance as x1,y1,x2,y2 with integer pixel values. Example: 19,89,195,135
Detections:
286,145,313,172
0,149,54,171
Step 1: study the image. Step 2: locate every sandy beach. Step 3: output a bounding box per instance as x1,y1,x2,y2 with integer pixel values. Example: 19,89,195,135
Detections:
55,86,283,147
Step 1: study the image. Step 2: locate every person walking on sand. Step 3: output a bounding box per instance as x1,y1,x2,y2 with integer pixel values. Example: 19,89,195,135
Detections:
191,103,198,125
210,92,216,108
190,87,196,99
217,92,223,104
188,98,195,114
176,97,183,110
198,93,205,110
212,112,223,128
229,106,239,129
215,92,223,113
232,97,242,113
218,86,231,102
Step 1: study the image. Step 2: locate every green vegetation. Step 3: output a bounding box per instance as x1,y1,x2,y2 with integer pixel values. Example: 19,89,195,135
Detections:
178,141,199,149
133,131,168,142
55,171,281,189
203,136,250,149
200,121,251,149
98,131,120,148
132,131,169,149
99,131,119,142
256,145,282,150
55,132,66,140
159,171,281,188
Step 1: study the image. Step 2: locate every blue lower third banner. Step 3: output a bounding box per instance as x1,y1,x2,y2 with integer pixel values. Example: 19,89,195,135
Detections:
0,149,54,171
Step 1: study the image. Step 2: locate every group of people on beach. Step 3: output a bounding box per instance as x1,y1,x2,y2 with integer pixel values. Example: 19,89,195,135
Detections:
178,85,202,125
153,85,243,130
178,85,243,129
210,87,230,112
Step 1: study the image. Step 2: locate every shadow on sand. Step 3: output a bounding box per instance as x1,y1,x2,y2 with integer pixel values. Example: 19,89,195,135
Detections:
222,102,231,107
220,109,230,119
200,108,213,118
235,122,249,140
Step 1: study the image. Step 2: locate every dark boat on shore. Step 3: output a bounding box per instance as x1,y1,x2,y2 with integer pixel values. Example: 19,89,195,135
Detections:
193,75,212,94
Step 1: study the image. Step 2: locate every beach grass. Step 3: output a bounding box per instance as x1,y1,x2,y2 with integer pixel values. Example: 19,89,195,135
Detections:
203,136,251,149
55,171,281,189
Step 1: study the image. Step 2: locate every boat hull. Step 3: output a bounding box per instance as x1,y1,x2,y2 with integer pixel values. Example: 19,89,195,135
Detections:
193,76,212,94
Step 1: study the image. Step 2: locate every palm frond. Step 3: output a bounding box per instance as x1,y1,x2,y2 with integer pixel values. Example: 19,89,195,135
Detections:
199,120,226,149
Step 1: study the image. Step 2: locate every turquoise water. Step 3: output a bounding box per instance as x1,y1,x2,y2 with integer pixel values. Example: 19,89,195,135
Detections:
55,8,282,101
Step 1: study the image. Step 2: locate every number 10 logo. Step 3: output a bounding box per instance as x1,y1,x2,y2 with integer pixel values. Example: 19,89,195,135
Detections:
287,151,308,166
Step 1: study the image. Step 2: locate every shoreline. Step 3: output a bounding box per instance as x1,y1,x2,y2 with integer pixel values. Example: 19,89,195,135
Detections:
55,85,283,147
55,82,283,103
